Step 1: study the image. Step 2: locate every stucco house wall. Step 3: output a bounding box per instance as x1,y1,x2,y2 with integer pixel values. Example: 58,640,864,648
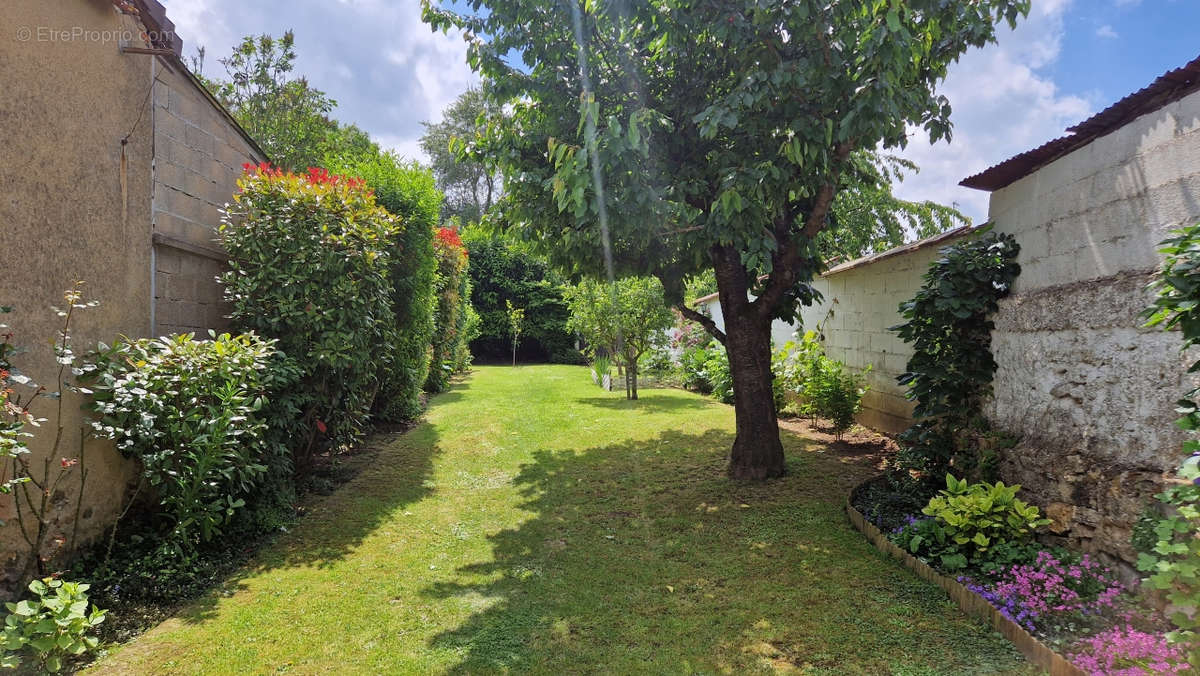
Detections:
981,85,1200,563
0,0,263,593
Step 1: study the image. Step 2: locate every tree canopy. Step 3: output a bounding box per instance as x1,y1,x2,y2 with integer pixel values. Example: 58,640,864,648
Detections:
425,0,1029,478
420,87,504,224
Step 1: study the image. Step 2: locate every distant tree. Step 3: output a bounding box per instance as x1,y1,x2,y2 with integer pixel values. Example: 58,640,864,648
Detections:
196,31,370,171
420,87,503,223
565,277,672,399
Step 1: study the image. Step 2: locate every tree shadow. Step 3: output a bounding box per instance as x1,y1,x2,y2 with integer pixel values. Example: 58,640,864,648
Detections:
422,427,1025,674
573,389,715,414
170,381,468,626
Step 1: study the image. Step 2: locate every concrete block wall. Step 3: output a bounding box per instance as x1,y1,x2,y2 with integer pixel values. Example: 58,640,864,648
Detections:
985,87,1200,565
798,239,967,433
150,62,265,337
696,233,964,434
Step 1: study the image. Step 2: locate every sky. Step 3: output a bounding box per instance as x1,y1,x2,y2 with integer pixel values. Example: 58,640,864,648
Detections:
161,0,1200,224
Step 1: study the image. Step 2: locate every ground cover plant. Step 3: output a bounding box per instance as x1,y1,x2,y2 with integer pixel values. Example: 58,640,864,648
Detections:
90,366,1032,674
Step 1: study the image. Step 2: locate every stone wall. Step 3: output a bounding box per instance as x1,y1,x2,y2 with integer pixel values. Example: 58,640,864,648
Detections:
150,62,264,336
986,87,1200,565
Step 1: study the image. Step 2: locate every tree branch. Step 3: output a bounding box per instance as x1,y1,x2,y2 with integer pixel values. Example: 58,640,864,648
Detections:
754,142,855,319
676,303,726,345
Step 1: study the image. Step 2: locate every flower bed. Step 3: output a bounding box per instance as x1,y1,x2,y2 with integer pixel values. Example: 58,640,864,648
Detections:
848,476,1191,676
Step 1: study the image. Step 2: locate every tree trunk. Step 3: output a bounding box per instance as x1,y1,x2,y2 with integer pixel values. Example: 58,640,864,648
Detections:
713,247,786,480
628,350,639,400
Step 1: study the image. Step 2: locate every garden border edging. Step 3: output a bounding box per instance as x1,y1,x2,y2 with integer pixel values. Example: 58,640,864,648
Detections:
846,477,1085,676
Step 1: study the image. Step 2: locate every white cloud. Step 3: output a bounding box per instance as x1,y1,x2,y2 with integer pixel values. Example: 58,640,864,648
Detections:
893,1,1094,223
1096,24,1119,39
160,0,478,165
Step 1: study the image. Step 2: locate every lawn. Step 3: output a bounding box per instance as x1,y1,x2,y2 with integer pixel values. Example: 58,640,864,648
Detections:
90,365,1030,674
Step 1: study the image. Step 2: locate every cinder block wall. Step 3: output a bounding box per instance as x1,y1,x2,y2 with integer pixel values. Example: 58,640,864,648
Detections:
986,88,1200,565
798,238,966,433
698,235,960,434
150,64,264,337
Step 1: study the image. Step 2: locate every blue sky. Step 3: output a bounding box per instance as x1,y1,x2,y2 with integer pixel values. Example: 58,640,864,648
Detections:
162,0,1200,224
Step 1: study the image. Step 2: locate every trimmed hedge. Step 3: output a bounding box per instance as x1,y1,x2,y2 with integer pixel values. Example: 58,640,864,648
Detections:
327,152,440,422
464,232,580,364
219,164,397,470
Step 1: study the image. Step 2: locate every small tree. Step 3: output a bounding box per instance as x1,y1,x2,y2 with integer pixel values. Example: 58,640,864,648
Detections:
505,300,525,367
565,277,672,400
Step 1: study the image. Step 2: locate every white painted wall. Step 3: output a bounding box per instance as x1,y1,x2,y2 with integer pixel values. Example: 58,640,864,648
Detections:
694,231,964,433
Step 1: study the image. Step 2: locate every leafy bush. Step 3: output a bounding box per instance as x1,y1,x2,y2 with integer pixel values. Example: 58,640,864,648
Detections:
89,333,279,548
2,577,106,673
219,164,398,468
774,331,870,437
703,343,733,404
463,232,580,363
326,152,440,422
426,227,470,392
1139,222,1200,657
679,344,713,393
891,474,1048,571
891,230,1021,481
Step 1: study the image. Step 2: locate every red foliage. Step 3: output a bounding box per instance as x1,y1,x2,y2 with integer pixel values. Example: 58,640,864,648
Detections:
240,163,369,193
435,227,464,251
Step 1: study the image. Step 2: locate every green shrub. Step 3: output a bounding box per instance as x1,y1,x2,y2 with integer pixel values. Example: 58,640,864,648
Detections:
89,333,279,547
426,227,470,393
463,232,579,363
703,343,733,404
2,577,106,673
326,152,440,422
774,331,870,436
219,164,398,468
892,474,1049,571
679,344,713,393
1139,222,1200,656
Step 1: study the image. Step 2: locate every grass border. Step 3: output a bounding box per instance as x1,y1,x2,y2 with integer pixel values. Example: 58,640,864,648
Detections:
845,477,1086,676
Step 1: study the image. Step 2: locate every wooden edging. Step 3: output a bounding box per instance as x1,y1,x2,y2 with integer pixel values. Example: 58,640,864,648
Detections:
845,478,1085,676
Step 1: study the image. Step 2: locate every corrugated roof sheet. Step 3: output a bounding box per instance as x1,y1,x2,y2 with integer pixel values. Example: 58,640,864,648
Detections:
961,53,1200,192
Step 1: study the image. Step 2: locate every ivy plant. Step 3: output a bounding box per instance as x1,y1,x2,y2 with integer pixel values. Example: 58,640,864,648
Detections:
891,230,1021,481
1138,222,1200,658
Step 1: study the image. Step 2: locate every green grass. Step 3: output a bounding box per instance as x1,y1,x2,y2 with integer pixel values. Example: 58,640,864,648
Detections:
90,365,1031,675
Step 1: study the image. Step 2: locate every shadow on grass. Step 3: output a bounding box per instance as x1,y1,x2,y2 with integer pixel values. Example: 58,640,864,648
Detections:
173,381,469,626
573,390,712,414
422,427,1026,674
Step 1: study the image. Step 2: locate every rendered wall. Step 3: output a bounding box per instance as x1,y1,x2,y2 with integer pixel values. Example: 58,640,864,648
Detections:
0,0,154,591
797,240,965,434
985,87,1200,564
696,233,960,434
0,0,262,594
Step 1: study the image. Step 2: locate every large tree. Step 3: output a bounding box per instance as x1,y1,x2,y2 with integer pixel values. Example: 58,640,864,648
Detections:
420,88,504,223
425,0,1028,479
